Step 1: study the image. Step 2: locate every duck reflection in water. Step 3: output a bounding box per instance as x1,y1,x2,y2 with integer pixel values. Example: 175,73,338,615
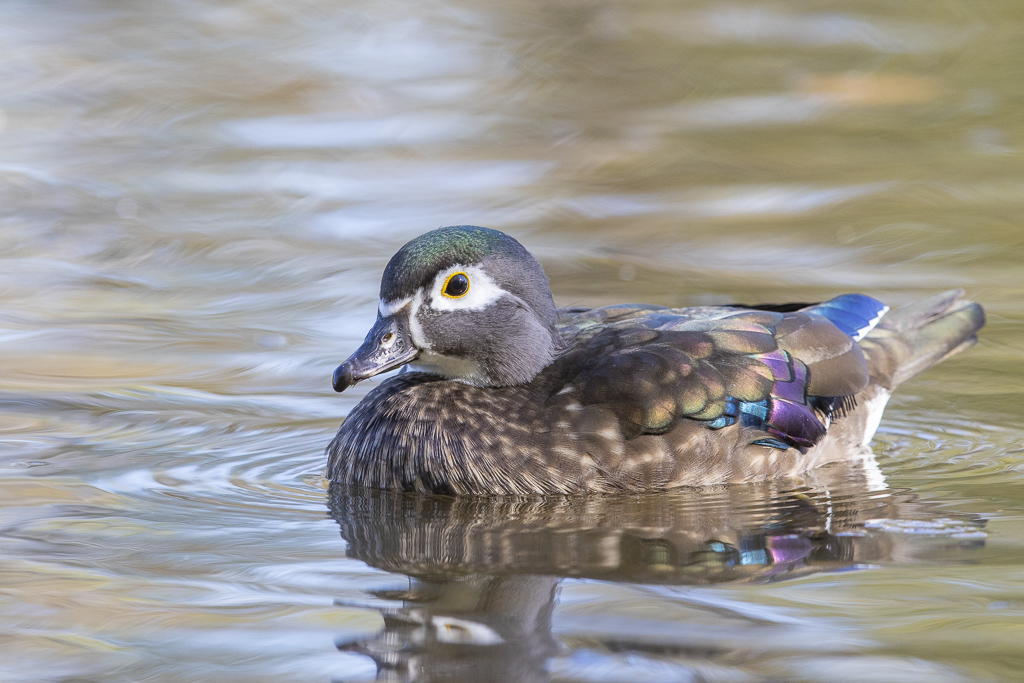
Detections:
327,461,984,682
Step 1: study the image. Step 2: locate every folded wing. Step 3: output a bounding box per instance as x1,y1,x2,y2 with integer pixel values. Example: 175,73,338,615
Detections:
563,295,889,450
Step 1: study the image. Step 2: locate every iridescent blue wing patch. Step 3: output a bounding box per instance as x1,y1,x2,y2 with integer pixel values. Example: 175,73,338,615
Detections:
803,294,888,342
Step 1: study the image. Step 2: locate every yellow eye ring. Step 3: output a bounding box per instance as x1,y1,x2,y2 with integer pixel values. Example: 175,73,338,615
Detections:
442,272,470,299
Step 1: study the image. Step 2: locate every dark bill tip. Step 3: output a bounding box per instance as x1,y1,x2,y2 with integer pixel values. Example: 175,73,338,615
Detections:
333,363,356,393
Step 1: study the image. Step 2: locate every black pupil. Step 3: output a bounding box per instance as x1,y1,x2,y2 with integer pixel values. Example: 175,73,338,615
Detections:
445,273,469,297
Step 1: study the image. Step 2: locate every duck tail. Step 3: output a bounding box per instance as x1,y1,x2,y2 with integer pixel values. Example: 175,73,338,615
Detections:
860,289,985,390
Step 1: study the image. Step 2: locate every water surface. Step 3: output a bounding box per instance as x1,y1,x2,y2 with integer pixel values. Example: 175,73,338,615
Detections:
2,1,1024,681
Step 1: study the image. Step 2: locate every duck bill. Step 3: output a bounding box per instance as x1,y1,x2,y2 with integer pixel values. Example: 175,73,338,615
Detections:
333,314,419,392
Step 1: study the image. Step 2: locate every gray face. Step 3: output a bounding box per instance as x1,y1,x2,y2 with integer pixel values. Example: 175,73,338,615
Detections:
333,227,560,391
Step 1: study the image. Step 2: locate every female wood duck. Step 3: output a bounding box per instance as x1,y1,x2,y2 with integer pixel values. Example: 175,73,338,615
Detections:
327,225,984,495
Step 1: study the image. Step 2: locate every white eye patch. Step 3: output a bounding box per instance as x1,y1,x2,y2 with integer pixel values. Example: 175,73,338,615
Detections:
427,264,507,312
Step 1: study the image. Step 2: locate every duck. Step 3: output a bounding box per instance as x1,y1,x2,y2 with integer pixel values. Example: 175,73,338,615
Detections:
327,225,984,495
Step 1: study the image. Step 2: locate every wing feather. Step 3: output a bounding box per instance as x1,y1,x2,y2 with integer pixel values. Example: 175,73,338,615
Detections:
561,304,873,448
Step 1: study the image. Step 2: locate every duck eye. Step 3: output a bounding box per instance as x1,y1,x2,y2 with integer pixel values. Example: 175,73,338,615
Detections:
442,272,470,299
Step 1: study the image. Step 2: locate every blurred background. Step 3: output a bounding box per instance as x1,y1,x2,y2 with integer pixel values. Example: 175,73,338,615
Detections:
1,1,1023,681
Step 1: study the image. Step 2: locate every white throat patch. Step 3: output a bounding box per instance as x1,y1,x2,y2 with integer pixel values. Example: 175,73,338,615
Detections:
408,352,486,385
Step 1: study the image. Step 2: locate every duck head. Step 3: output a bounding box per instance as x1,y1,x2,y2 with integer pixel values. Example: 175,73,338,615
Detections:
333,226,559,391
